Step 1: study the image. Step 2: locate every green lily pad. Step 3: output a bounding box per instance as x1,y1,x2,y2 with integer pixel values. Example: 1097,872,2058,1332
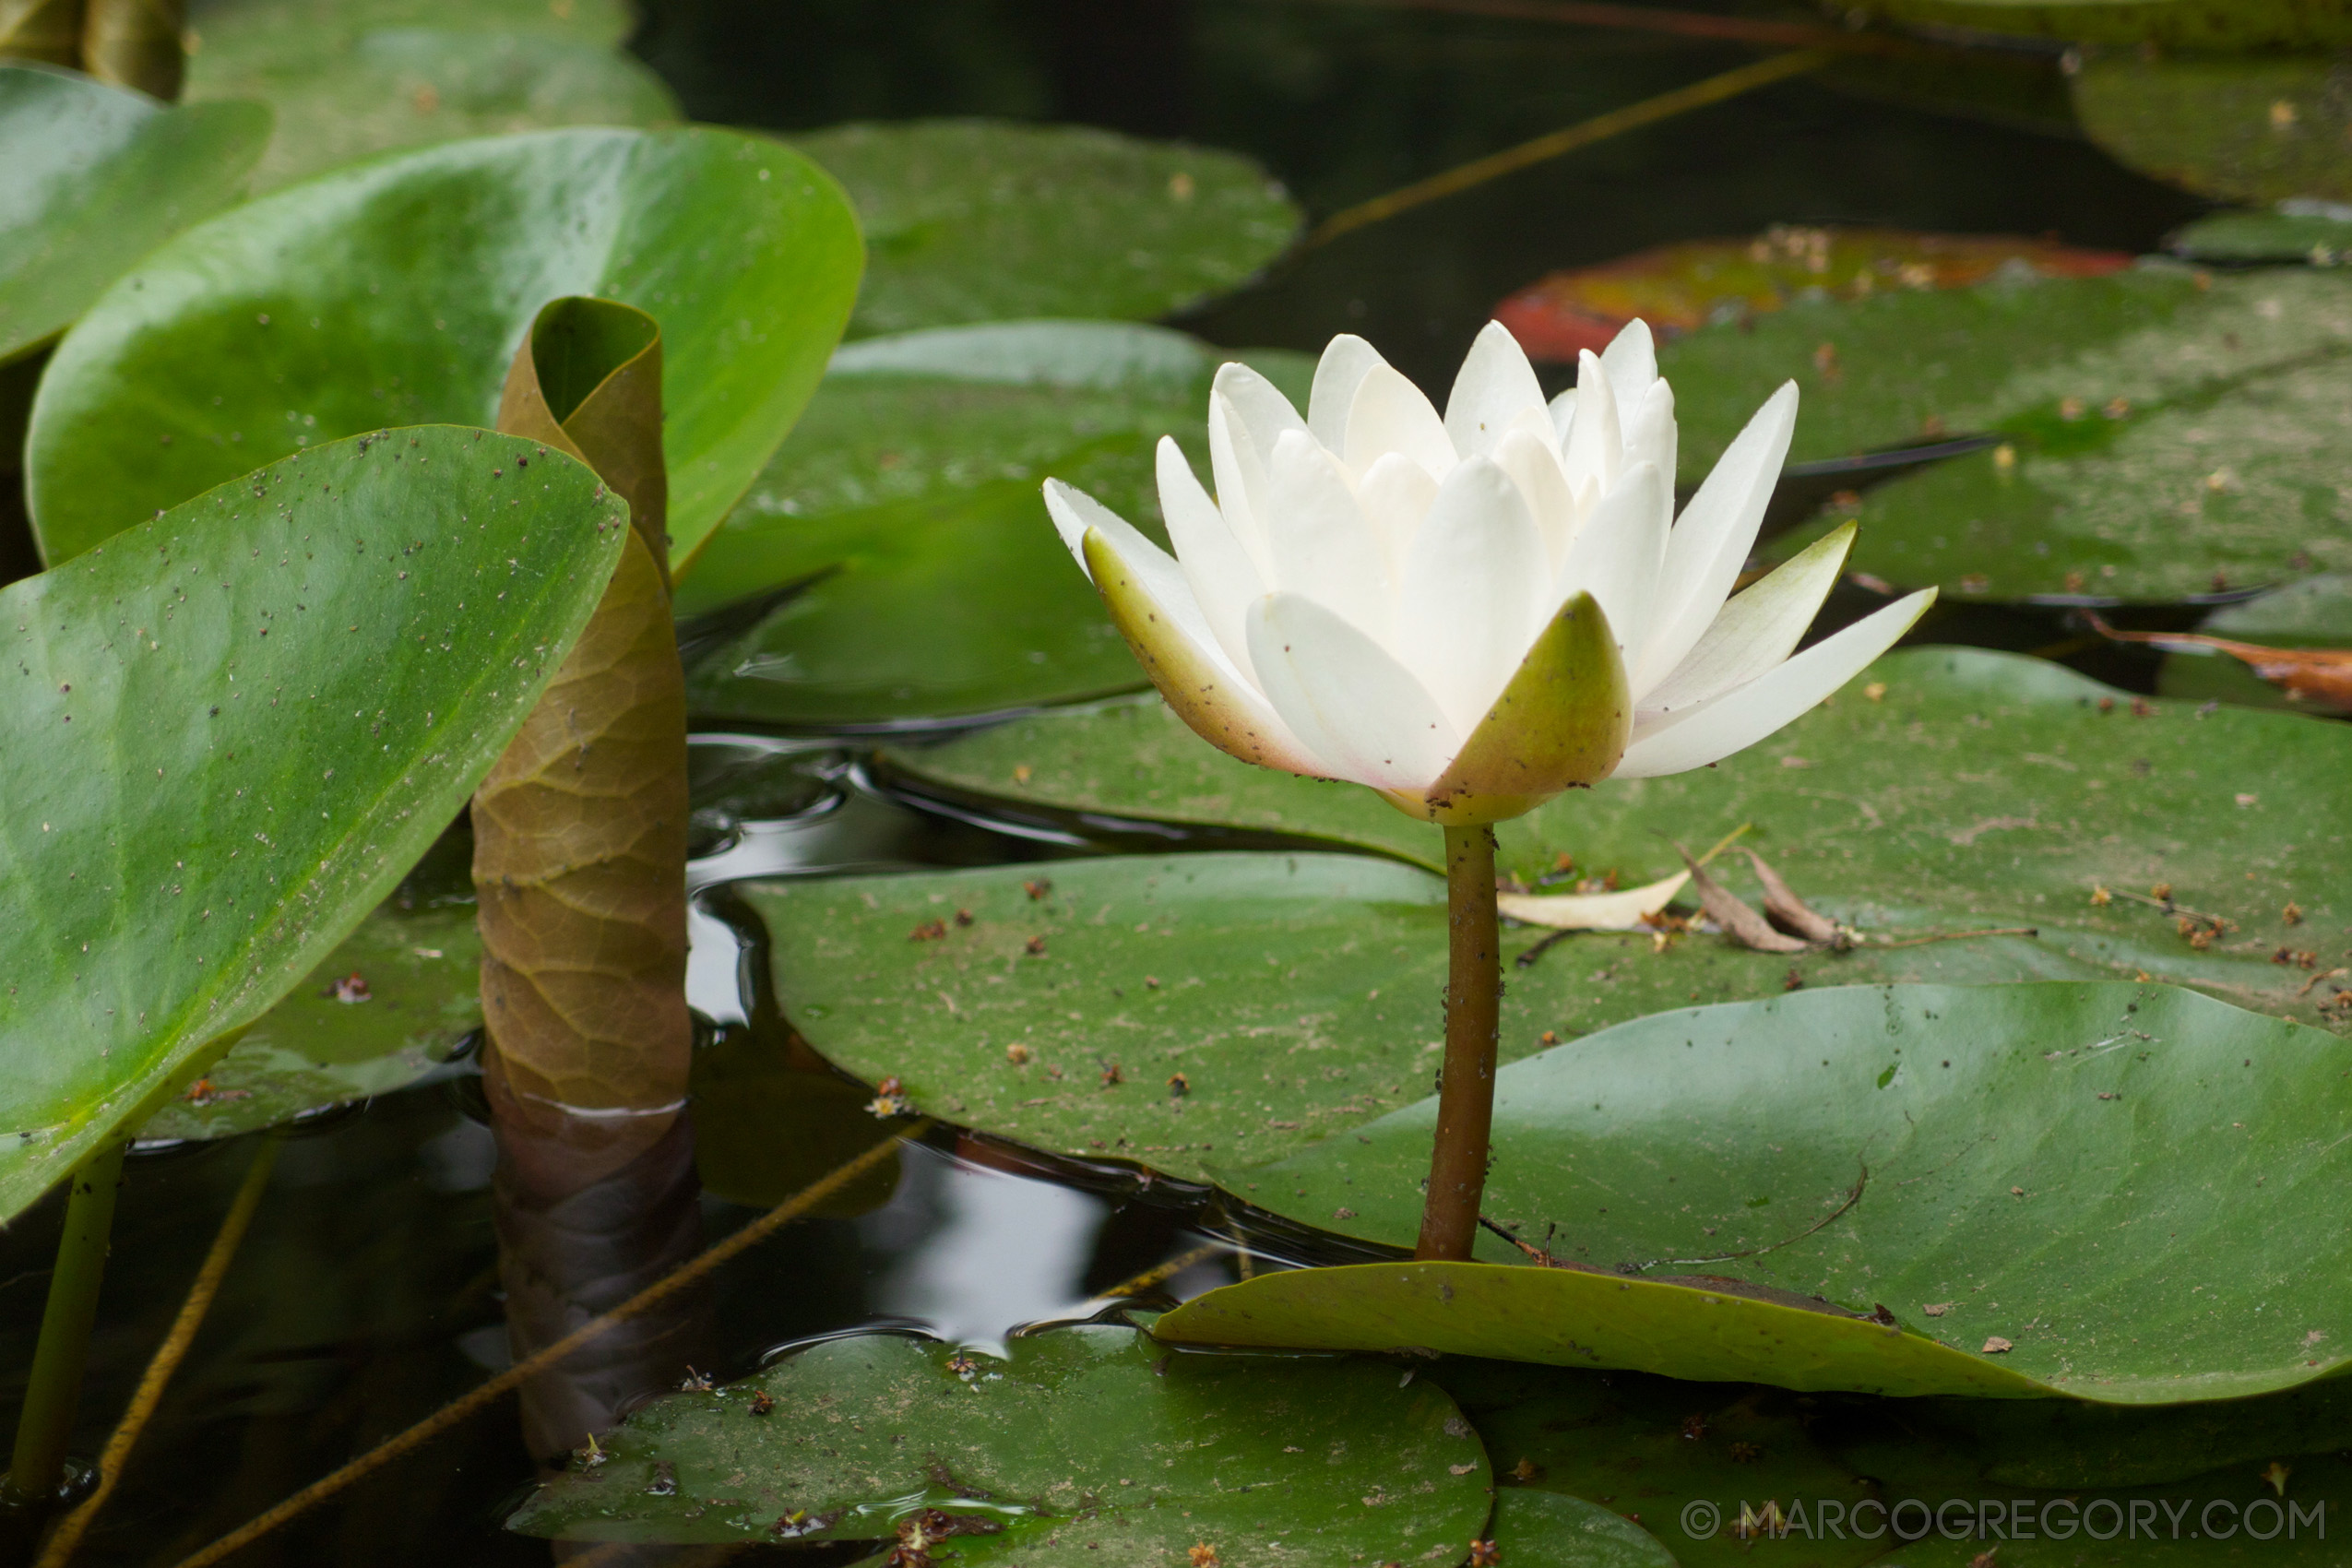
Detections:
135,902,481,1142
2149,573,2352,716
1158,981,2352,1404
2074,54,2352,208
502,1324,1492,1561
1844,0,2352,47
784,120,1301,340
888,646,2351,1030
26,125,862,572
184,0,667,193
1437,1361,1875,1568
0,426,626,1221
1658,267,2352,601
679,323,1313,726
0,63,271,365
2168,205,2352,266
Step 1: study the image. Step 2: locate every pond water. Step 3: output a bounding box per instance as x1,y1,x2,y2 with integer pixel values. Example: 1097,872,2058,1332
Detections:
6,1,2344,1564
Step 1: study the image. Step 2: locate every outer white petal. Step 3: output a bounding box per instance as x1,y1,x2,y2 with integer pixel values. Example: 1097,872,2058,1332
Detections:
1207,391,1277,580
1559,350,1621,494
1309,334,1386,453
1063,489,1329,779
1613,588,1935,778
1639,521,1853,714
1633,380,1798,694
1556,460,1669,659
1598,317,1657,403
1623,378,1677,500
1393,455,1550,733
1354,451,1437,576
1443,320,1549,459
1265,429,1395,643
1156,435,1268,680
1212,360,1308,456
1247,592,1461,793
1547,386,1577,446
1345,362,1457,481
1490,426,1579,576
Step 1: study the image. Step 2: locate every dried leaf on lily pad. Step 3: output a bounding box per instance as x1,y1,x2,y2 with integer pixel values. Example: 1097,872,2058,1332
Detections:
1740,848,1844,946
1493,226,2128,363
502,1325,1491,1558
1157,981,2352,1404
2107,588,2352,718
1676,846,1809,955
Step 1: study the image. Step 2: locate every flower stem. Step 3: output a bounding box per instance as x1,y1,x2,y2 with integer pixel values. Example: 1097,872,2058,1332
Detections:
1418,825,1501,1261
9,1141,126,1504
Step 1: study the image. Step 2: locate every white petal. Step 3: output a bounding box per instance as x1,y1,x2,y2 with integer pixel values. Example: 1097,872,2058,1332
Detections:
1490,426,1579,576
1247,592,1461,793
1309,334,1385,453
1633,380,1798,694
1354,451,1437,577
1156,435,1268,680
1559,351,1621,494
1598,318,1657,403
1212,360,1308,455
1394,455,1550,733
1207,391,1277,581
1443,320,1549,459
1613,589,1935,778
1265,429,1395,643
1345,362,1456,481
1075,499,1328,778
1547,386,1577,446
1623,378,1677,500
1557,460,1669,659
1639,522,1853,713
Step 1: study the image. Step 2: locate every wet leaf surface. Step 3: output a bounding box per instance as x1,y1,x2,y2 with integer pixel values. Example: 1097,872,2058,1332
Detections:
2074,54,2352,208
680,323,1313,726
1659,267,2352,602
503,1324,1491,1561
1492,226,2127,363
0,427,625,1220
785,121,1301,339
27,125,861,572
1160,981,2352,1404
135,903,481,1142
0,64,270,364
888,647,2352,1033
2156,574,2352,716
1487,1489,1676,1568
183,0,670,193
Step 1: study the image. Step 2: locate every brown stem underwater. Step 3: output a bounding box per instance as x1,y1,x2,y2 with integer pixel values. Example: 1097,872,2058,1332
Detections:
1417,824,1501,1261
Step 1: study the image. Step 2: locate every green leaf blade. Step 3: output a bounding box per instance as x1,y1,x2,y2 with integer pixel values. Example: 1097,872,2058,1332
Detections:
0,426,626,1219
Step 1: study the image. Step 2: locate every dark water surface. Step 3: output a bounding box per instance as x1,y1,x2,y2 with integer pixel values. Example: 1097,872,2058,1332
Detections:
0,2,2248,1562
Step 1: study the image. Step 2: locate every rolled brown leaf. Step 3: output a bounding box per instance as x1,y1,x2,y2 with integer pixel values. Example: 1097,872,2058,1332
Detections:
474,298,689,1191
80,0,181,98
0,0,87,68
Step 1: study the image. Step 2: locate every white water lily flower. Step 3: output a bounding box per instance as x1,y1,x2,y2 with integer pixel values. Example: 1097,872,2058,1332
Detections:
1044,318,1934,826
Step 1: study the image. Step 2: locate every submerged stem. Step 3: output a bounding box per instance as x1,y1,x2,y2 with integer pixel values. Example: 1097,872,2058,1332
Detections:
9,1142,126,1503
1417,825,1502,1261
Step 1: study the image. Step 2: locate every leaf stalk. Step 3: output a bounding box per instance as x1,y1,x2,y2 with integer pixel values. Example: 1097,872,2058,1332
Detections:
1418,825,1502,1261
8,1141,126,1506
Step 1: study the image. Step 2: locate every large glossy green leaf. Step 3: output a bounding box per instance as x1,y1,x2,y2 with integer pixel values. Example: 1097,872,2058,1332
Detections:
503,1325,1492,1560
1660,267,2352,602
27,125,862,571
0,427,626,1219
2074,54,2352,207
0,63,270,365
183,0,668,193
887,647,2350,1031
134,903,480,1141
1158,981,2352,1404
785,121,1301,339
679,323,1313,726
